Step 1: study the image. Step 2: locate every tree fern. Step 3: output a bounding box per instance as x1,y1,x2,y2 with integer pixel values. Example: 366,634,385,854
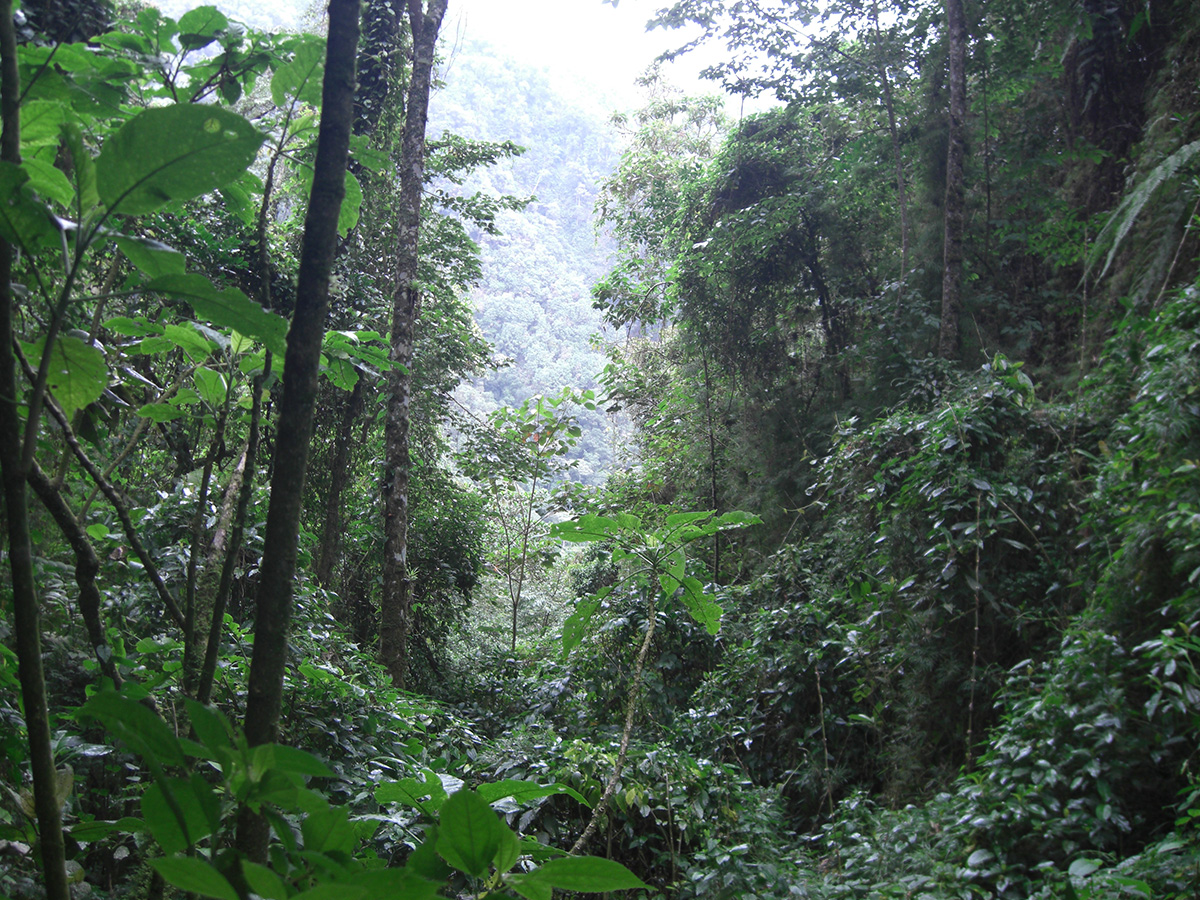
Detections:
1087,139,1200,282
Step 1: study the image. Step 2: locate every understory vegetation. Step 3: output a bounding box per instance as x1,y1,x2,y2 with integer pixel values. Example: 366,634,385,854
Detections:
2,0,1200,897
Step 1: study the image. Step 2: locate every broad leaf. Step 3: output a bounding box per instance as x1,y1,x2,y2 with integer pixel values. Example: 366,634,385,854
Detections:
523,856,648,892
476,779,589,808
678,576,722,634
436,789,505,878
116,235,186,277
79,691,186,768
97,105,263,216
177,6,228,49
21,335,107,419
193,367,227,408
241,862,287,900
150,857,238,900
301,806,356,856
562,597,601,657
271,38,325,108
0,161,60,251
148,274,287,355
22,157,74,208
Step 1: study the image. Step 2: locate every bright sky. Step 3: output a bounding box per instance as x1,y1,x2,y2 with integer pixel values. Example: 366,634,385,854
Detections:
444,0,723,108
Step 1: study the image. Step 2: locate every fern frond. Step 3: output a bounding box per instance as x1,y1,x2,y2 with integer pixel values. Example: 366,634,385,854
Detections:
1086,139,1200,282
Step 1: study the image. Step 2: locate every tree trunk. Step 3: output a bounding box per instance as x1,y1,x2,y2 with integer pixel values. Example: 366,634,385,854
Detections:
316,377,365,587
380,0,448,689
235,0,359,862
939,0,967,359
0,4,70,896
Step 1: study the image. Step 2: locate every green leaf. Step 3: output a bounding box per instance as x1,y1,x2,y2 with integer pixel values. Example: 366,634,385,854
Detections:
61,122,98,213
506,874,552,900
436,789,504,878
666,510,713,529
271,38,325,108
301,806,356,856
1069,858,1102,878
137,403,185,423
339,169,361,236
265,743,334,778
475,779,589,808
148,275,287,355
97,105,264,216
116,235,186,277
562,597,601,657
347,868,442,900
150,857,238,900
177,6,228,49
375,770,447,815
22,157,74,208
523,856,648,892
0,161,60,251
678,576,722,634
193,367,227,408
493,821,521,873
183,700,233,756
550,514,619,543
85,523,108,540
78,690,186,768
241,862,288,900
22,335,107,420
141,776,219,854
714,510,763,529
162,322,216,362
405,827,453,882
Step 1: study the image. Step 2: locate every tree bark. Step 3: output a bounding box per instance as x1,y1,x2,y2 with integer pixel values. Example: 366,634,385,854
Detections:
380,0,448,689
0,3,69,896
316,376,365,587
235,0,359,862
27,461,123,687
938,0,967,359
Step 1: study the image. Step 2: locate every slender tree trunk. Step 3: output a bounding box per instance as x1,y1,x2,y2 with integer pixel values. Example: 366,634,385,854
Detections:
316,377,365,587
28,462,122,687
380,0,448,689
235,0,359,861
0,5,69,896
939,0,967,359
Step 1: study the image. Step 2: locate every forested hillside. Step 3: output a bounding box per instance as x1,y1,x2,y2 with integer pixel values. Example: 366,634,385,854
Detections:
1,0,1199,899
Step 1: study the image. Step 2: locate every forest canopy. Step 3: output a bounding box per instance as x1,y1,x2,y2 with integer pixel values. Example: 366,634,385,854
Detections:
1,0,1199,898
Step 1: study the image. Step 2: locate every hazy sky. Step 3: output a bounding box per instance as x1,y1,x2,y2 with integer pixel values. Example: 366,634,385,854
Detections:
444,0,720,107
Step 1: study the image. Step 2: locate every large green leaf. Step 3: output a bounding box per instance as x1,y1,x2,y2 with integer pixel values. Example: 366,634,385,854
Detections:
116,235,186,277
177,6,229,50
150,858,238,900
79,691,186,769
436,789,505,878
301,806,356,856
562,596,601,657
476,779,589,807
148,274,287,355
550,514,620,543
193,367,227,408
375,770,447,815
97,105,263,216
523,856,648,892
678,575,723,635
271,38,325,108
0,161,61,251
141,776,218,854
21,335,107,419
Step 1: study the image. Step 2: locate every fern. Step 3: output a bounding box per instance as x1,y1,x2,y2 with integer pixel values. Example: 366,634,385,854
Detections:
1087,139,1200,281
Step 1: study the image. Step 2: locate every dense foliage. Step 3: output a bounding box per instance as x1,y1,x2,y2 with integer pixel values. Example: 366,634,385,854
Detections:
3,0,1200,897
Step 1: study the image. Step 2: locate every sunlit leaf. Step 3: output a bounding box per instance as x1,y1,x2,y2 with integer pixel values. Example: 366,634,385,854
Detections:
98,105,263,216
